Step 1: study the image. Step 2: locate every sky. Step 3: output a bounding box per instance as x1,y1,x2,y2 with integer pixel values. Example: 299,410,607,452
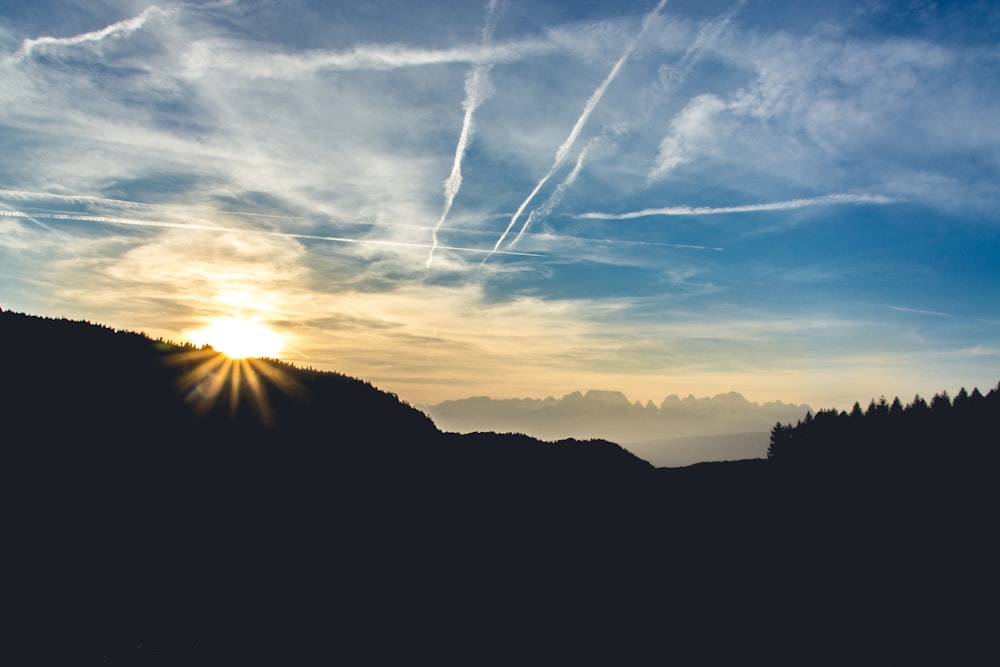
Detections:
1,0,999,412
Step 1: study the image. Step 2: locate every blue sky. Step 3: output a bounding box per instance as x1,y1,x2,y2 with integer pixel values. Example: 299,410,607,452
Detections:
1,0,998,410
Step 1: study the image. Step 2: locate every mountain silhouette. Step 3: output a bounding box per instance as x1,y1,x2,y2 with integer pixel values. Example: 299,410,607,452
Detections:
1,309,993,664
422,388,810,464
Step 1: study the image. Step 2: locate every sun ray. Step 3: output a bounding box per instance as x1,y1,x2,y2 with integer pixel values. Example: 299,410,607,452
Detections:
243,359,276,427
163,346,303,427
229,359,242,416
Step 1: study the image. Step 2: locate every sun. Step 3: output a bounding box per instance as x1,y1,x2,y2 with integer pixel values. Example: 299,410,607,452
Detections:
189,318,285,359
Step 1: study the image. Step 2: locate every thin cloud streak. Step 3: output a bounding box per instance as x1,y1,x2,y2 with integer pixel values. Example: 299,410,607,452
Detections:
860,302,1000,326
0,189,154,210
428,0,500,268
182,38,554,79
579,194,896,220
530,231,722,252
13,6,167,61
0,210,545,258
482,0,669,262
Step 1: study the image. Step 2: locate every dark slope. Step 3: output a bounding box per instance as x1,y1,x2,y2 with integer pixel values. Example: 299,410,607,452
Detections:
1,310,669,662
2,309,995,664
0,309,439,446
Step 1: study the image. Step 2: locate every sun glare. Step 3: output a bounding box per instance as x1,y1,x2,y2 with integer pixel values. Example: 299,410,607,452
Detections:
190,318,285,359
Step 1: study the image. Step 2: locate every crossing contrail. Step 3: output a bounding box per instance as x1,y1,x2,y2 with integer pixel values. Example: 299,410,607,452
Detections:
509,142,591,248
0,202,61,234
0,209,544,257
427,0,500,268
482,0,669,263
510,1,743,246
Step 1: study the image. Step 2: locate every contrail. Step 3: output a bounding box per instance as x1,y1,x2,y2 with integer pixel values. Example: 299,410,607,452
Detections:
511,1,743,246
3,207,722,254
0,203,62,234
14,6,166,60
0,188,153,210
427,0,500,268
0,210,544,257
482,0,669,262
509,141,592,247
532,231,722,252
858,302,1000,326
578,194,896,219
643,0,743,110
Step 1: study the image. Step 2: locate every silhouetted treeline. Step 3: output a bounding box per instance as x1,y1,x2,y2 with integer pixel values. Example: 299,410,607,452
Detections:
768,386,999,471
2,308,995,664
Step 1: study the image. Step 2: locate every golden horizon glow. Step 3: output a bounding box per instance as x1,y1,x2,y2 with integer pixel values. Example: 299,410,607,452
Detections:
187,318,285,359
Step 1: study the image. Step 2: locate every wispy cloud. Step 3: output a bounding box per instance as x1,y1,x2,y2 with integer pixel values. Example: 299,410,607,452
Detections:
641,1,743,113
482,0,669,262
579,193,895,220
427,0,500,267
645,23,999,209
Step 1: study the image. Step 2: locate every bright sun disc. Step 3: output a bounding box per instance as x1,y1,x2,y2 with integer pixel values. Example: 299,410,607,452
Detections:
190,319,285,359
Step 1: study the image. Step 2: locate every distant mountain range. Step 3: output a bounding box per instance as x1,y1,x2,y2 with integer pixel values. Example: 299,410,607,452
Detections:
422,390,811,466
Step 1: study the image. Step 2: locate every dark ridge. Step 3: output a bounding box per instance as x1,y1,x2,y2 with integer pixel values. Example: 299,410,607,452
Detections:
1,309,994,664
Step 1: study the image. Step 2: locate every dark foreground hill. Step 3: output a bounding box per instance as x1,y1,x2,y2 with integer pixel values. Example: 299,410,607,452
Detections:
1,310,997,664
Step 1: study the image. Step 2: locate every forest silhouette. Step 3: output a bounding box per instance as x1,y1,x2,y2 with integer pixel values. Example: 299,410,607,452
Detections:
2,309,995,664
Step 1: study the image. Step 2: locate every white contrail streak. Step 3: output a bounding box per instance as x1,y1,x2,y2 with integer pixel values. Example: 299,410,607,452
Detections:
0,210,544,257
482,0,669,262
14,6,166,60
427,0,500,268
578,194,896,219
509,142,591,247
511,1,743,246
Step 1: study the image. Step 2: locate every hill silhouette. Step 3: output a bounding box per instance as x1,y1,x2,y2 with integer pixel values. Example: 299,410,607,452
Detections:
2,309,995,663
